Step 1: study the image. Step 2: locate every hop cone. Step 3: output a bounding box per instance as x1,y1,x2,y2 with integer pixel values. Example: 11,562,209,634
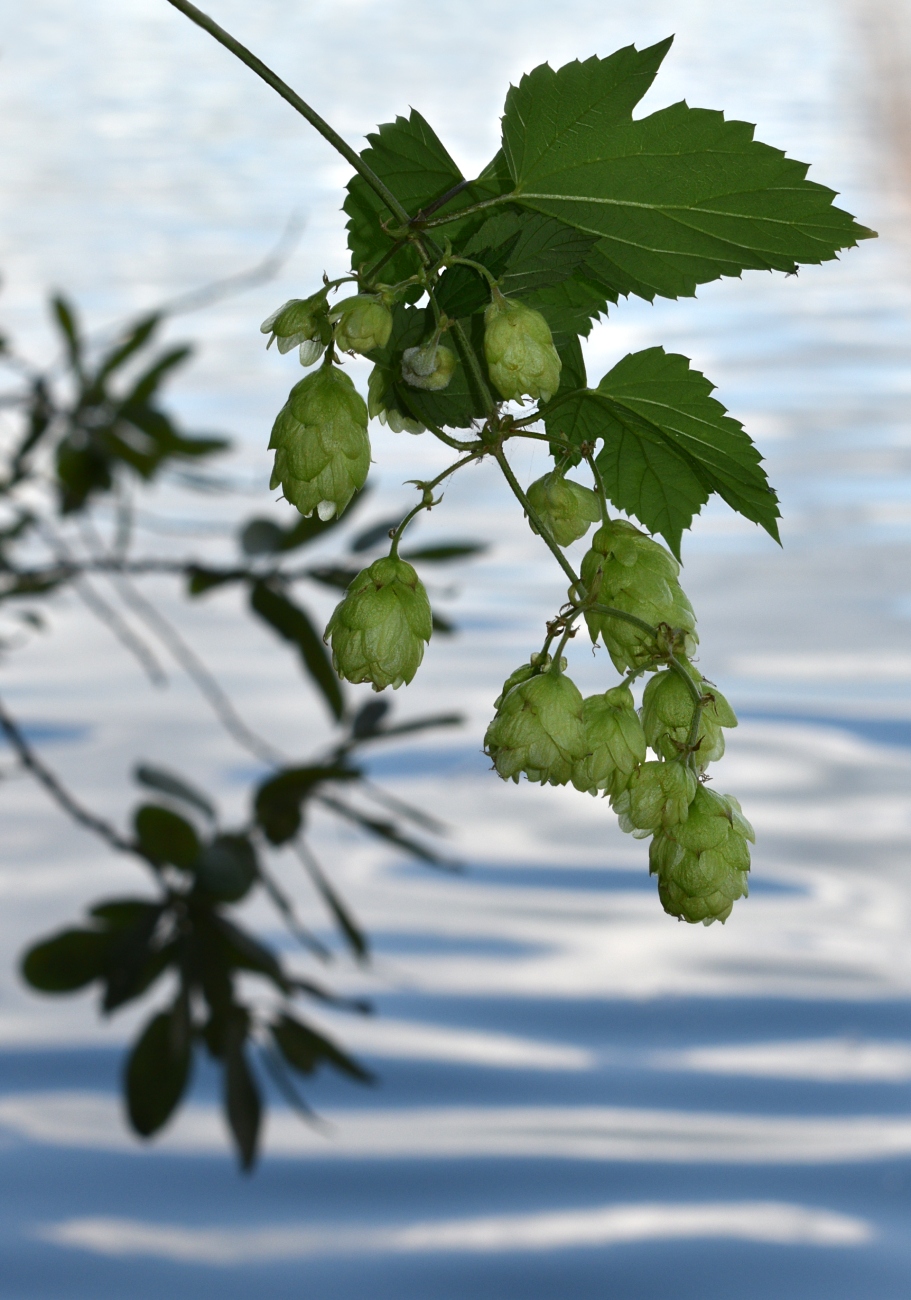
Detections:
269,364,370,521
485,670,586,786
580,520,698,672
402,343,457,391
572,685,647,798
493,653,558,708
261,292,330,365
526,471,601,547
483,292,562,404
325,556,431,691
611,760,696,838
331,295,393,355
649,786,754,925
641,667,737,769
367,365,425,435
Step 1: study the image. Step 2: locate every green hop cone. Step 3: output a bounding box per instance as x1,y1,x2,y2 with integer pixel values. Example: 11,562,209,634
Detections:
611,760,697,838
269,363,370,521
649,786,754,925
493,653,558,708
325,555,431,691
572,685,647,798
641,667,738,770
526,471,601,547
367,366,425,435
483,290,562,404
401,343,457,392
331,295,394,355
484,669,586,786
580,520,698,673
260,292,330,366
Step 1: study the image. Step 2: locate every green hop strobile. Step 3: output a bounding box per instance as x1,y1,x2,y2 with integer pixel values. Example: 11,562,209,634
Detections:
649,785,754,925
260,291,331,366
641,666,737,770
526,470,601,547
325,555,432,691
269,362,370,521
572,685,647,799
484,666,586,787
483,289,562,405
401,342,457,392
611,760,697,838
367,365,425,435
331,294,394,355
580,520,698,673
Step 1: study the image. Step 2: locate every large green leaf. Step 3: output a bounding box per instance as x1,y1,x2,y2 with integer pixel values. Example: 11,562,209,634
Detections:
545,347,779,555
501,46,874,300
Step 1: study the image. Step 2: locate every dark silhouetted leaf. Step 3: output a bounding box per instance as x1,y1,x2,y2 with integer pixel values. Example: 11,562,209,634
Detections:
134,804,200,869
350,518,400,553
93,315,161,389
299,852,367,960
21,929,110,993
186,566,246,597
351,699,391,739
239,489,371,557
305,566,361,592
431,610,455,635
271,1013,374,1083
319,795,455,868
224,1020,261,1170
249,581,343,721
195,835,258,903
125,1004,192,1137
255,765,358,845
134,764,216,820
51,295,83,377
211,915,292,994
401,542,487,563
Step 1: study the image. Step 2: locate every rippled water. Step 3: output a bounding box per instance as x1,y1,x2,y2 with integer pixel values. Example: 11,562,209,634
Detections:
2,1,911,1296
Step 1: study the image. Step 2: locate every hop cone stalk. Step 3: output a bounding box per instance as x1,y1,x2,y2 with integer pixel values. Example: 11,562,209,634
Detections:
402,343,457,391
580,520,698,672
269,364,370,521
483,291,562,404
641,667,737,769
526,471,601,547
325,556,431,691
649,786,754,925
260,292,330,365
611,760,697,837
331,295,393,355
485,670,586,786
572,685,646,798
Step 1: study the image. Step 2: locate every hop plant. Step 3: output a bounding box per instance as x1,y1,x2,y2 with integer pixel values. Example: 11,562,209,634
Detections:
611,760,697,837
641,667,737,770
581,520,698,673
331,294,394,355
269,363,370,520
572,685,647,798
485,669,586,786
483,290,562,404
260,291,330,365
325,555,432,691
494,653,558,708
367,366,425,435
526,471,601,547
401,342,457,391
649,786,754,925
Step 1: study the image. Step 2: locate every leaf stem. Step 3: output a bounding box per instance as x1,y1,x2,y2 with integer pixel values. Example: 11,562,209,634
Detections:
418,193,517,230
583,449,610,527
163,0,411,224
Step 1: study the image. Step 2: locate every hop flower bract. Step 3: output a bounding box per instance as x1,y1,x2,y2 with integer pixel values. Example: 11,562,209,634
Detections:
483,292,561,404
649,786,753,925
526,471,601,547
325,555,432,691
580,520,698,672
485,670,586,786
261,292,330,366
572,685,647,798
611,760,697,837
269,364,370,521
641,667,737,769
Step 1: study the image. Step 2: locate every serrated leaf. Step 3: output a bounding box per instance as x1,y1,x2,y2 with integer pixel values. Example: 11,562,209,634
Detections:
501,44,874,301
249,580,343,721
125,1005,192,1138
545,346,779,555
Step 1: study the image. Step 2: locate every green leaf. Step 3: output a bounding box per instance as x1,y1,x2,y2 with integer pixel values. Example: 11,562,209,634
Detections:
271,1013,373,1083
134,764,216,820
134,804,201,869
21,928,110,993
125,1005,192,1138
51,295,84,377
545,346,779,555
194,835,258,903
368,304,483,429
224,1025,261,1171
400,543,487,562
254,765,358,845
503,44,874,301
249,580,343,721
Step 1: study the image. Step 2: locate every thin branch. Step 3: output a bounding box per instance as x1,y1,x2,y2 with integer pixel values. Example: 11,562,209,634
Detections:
493,446,580,587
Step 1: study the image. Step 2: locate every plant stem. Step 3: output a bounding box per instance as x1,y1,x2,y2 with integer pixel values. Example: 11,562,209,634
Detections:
163,0,411,224
583,449,610,527
493,447,579,587
390,452,480,555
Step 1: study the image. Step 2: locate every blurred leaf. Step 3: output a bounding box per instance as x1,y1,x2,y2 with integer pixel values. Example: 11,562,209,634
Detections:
350,699,391,739
356,712,463,742
249,580,343,721
51,295,83,377
299,851,367,960
255,765,358,845
124,346,191,405
239,519,285,556
101,905,170,1014
225,1025,261,1171
21,928,110,993
90,899,160,928
238,488,372,557
134,764,216,820
125,1004,191,1138
134,804,201,869
271,1013,373,1083
349,518,400,553
195,835,258,903
319,795,455,868
186,566,245,597
92,314,161,390
212,915,292,994
400,543,487,562
431,610,456,635
305,566,360,592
